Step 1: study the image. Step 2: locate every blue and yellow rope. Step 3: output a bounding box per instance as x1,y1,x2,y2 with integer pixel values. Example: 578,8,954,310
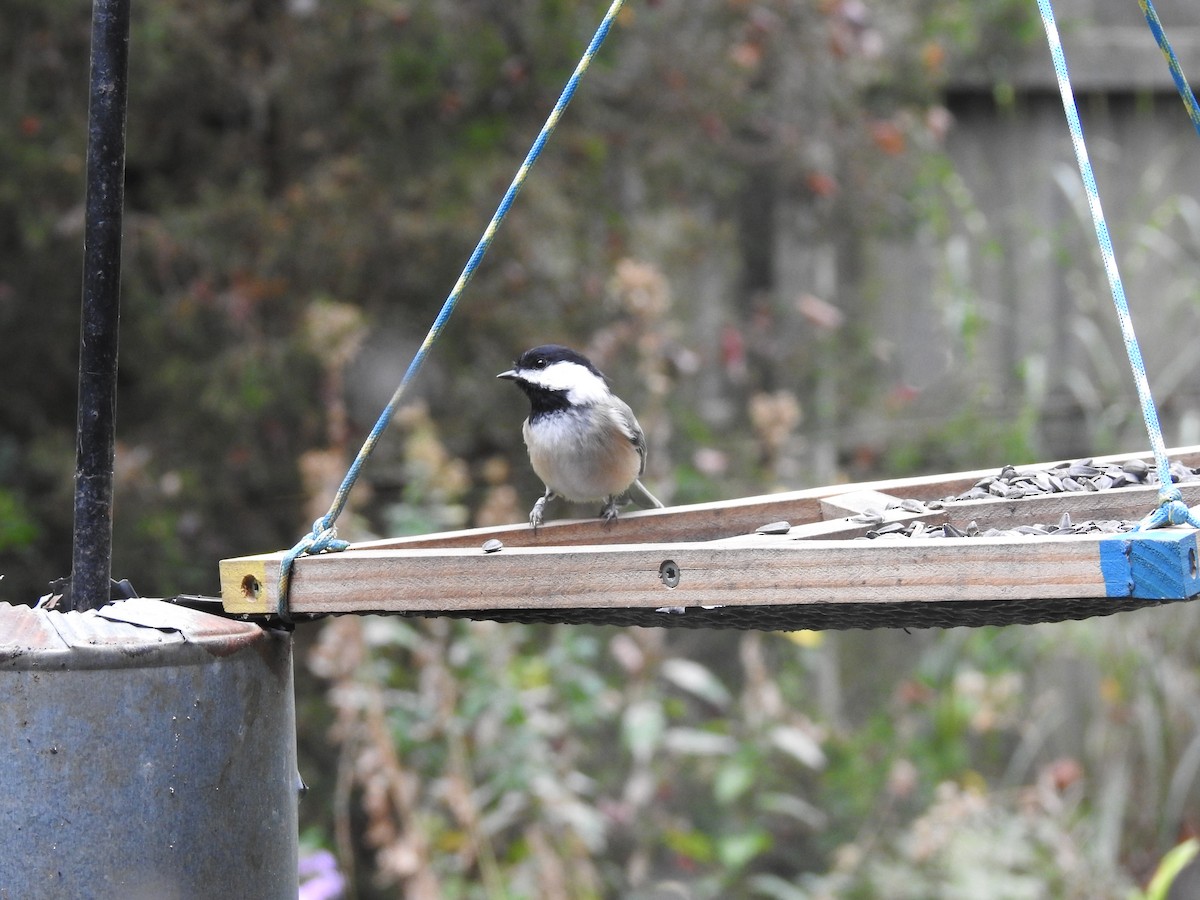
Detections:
1134,0,1200,524
276,0,628,618
1035,0,1198,531
1138,0,1200,138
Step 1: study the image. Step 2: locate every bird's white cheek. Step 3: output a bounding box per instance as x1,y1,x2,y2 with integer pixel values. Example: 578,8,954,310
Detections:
564,376,611,407
520,361,610,406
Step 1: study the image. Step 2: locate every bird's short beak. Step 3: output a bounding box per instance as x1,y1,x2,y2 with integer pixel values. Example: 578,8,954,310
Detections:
497,369,518,381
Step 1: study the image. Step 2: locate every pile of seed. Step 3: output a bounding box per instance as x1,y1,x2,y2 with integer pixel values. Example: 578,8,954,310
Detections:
840,456,1200,541
752,458,1196,542
942,457,1199,503
856,512,1135,541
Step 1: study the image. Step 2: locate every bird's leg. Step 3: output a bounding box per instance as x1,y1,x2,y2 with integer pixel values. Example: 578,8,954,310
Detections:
599,495,621,527
530,488,556,531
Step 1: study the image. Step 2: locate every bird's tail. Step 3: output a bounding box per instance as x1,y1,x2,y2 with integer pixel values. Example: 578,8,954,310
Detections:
629,479,665,509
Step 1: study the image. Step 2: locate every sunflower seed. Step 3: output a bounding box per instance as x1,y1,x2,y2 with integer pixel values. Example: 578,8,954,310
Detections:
1122,459,1149,477
756,521,792,535
857,515,1136,541
1016,525,1050,535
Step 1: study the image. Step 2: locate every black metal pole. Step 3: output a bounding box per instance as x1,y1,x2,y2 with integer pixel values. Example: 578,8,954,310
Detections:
69,0,132,612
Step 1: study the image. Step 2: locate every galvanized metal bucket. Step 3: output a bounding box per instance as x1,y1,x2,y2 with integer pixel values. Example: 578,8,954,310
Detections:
0,598,298,899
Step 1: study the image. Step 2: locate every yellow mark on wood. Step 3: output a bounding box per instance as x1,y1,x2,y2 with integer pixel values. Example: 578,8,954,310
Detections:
219,555,275,614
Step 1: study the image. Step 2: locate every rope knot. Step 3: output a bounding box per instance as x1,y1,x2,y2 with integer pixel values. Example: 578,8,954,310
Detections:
306,516,350,555
1161,498,1196,527
277,517,352,621
1158,485,1184,506
1135,492,1200,532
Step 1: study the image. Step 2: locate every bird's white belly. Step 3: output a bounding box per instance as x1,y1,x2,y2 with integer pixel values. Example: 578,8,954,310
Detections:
524,412,641,501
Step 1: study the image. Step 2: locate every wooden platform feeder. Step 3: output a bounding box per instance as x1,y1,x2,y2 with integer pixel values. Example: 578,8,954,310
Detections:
220,447,1200,631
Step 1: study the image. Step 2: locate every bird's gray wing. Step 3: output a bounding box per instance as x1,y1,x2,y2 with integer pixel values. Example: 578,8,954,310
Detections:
612,398,649,476
613,400,664,508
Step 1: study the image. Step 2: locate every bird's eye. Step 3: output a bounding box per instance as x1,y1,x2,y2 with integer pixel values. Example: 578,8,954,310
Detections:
534,357,547,369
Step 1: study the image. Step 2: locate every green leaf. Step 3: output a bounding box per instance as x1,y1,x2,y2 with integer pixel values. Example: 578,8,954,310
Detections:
717,829,772,871
748,873,812,900
0,489,38,550
622,699,665,764
1144,838,1200,900
714,757,757,805
664,828,716,865
660,658,733,708
663,727,737,756
771,726,826,770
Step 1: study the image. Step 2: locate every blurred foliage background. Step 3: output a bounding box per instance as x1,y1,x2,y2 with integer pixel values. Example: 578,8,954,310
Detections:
5,0,1200,896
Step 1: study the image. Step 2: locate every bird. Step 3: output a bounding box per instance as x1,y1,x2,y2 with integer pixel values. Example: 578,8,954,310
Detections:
498,344,664,529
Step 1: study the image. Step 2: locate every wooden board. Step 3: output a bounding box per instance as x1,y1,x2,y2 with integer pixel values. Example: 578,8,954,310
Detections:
222,530,1200,616
220,446,1200,616
344,446,1200,550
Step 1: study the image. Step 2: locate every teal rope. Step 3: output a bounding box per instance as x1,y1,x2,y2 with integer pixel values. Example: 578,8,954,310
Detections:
1035,0,1196,531
1134,0,1200,527
276,0,628,619
1138,0,1200,138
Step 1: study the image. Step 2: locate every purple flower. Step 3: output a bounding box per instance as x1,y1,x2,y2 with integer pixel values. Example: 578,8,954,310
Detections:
299,849,345,900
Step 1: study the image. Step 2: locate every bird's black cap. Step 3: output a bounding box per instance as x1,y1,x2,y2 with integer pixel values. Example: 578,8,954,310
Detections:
511,344,605,379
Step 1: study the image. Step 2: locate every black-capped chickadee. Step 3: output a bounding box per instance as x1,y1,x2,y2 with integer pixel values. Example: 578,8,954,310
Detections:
498,344,664,529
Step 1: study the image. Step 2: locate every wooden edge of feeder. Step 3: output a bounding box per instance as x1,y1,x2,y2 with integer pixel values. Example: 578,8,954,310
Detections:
334,445,1200,551
219,445,1200,616
219,527,1200,617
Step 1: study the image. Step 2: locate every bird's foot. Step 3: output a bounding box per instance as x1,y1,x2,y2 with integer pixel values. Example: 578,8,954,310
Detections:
530,495,549,531
600,497,620,528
